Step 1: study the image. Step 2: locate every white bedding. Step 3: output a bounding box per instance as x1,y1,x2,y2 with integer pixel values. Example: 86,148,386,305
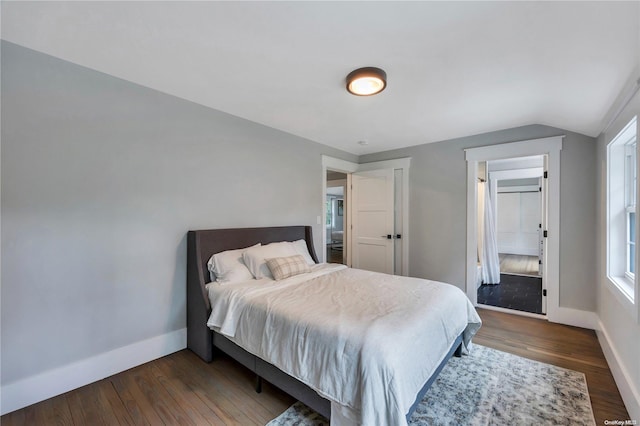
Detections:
206,264,481,426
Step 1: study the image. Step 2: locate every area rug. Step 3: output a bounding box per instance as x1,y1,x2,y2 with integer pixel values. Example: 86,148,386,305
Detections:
266,345,595,426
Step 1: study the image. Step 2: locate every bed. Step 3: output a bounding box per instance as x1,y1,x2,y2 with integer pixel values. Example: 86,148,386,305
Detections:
187,225,481,425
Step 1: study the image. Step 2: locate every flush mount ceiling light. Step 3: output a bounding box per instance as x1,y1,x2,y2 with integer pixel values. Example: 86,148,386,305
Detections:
346,67,387,96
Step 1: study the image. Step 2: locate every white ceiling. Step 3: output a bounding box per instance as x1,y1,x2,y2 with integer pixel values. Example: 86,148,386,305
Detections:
2,1,639,155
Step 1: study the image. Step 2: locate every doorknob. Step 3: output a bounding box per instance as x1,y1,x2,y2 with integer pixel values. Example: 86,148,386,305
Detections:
380,234,392,239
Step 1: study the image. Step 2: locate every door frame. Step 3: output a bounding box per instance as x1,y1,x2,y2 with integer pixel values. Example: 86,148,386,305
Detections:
326,178,347,264
321,155,411,275
465,136,563,320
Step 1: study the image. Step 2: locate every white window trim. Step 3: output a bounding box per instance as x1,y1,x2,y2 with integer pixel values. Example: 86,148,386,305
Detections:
605,116,638,321
625,206,635,280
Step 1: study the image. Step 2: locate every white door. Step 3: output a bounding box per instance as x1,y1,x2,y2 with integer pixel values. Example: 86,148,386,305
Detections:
351,169,394,274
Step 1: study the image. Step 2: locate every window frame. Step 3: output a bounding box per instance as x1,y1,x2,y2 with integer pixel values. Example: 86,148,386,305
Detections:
626,208,635,280
606,116,638,313
625,141,636,279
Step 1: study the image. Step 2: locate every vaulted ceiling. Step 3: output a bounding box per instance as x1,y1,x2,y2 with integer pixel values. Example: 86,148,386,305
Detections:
2,1,639,154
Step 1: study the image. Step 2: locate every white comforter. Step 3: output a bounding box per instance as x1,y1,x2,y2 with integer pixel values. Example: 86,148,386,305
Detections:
207,264,481,426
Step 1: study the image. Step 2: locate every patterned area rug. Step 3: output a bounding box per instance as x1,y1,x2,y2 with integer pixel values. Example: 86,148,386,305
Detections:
266,345,595,426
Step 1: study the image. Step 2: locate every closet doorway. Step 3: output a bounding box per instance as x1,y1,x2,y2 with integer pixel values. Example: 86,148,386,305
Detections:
476,156,545,315
466,136,563,321
326,171,347,265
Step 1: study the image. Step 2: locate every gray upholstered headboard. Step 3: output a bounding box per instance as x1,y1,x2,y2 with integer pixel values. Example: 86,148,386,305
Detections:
186,226,318,361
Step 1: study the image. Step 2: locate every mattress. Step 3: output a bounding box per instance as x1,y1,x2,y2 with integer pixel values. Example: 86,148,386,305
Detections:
206,264,481,426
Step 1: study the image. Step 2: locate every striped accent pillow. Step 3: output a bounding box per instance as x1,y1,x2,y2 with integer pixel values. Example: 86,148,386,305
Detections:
266,255,311,280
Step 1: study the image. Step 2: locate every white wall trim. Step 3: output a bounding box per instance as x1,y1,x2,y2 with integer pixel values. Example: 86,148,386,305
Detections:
322,155,359,263
478,304,597,330
478,304,547,320
321,155,359,174
465,136,564,161
547,307,598,330
1,328,187,415
465,136,563,320
597,320,640,422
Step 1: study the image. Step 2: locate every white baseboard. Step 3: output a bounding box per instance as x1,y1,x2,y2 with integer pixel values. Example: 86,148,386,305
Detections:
1,328,187,416
548,307,598,330
597,321,640,422
477,303,547,320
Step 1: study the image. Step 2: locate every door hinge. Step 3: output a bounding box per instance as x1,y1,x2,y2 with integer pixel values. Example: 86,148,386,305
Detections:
544,171,548,179
543,230,548,238
543,289,547,297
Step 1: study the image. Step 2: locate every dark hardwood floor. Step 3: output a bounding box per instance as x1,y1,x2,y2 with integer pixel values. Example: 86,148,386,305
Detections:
326,245,344,264
2,309,629,425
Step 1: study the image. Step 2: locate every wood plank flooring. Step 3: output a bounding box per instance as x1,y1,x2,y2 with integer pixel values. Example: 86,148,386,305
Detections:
499,253,540,276
326,246,345,264
2,309,629,425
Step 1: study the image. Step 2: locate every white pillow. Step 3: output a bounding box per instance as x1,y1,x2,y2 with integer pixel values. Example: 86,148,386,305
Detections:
243,242,303,279
291,239,316,266
207,243,260,284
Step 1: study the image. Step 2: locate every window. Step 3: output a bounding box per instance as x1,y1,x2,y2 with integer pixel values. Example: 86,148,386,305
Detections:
607,116,638,304
625,142,636,277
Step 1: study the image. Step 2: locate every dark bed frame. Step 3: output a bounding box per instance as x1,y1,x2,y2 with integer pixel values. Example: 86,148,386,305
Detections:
187,225,462,421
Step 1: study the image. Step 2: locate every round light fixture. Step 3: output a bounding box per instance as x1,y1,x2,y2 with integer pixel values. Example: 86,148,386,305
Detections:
346,67,387,96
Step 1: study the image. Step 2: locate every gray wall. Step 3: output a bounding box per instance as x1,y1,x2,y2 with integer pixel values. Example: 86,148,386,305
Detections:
0,41,357,385
361,125,597,311
0,39,601,394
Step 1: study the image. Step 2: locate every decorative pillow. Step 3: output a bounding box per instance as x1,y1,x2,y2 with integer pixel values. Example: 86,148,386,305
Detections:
266,255,311,280
242,242,301,279
206,243,260,284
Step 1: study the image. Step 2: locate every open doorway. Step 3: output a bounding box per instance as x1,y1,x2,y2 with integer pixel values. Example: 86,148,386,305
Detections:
465,136,562,320
326,171,347,265
476,155,545,315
